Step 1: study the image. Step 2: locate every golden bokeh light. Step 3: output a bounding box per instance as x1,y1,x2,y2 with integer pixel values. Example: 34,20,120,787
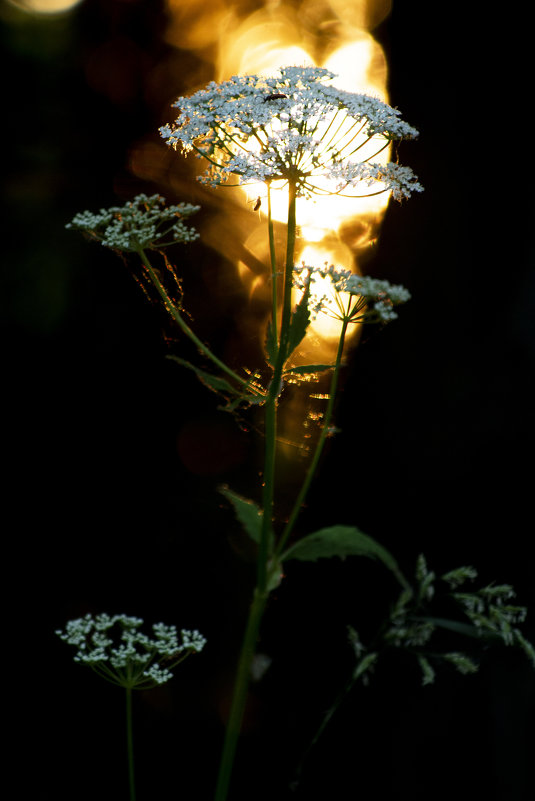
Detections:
216,7,314,82
5,0,83,13
164,0,230,52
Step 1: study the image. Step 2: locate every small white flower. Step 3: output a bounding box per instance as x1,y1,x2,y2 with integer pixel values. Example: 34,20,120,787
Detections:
143,664,174,685
180,628,208,652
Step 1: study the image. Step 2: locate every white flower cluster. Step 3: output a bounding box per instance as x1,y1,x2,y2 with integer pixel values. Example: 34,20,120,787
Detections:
66,194,200,252
160,65,423,200
293,262,411,323
327,161,423,202
56,613,206,689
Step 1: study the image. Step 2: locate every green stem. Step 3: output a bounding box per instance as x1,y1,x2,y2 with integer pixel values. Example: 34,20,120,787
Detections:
135,247,262,397
267,183,278,337
259,185,279,576
277,179,298,373
213,179,299,801
258,178,297,587
125,687,136,801
276,315,350,557
213,588,268,801
258,392,276,589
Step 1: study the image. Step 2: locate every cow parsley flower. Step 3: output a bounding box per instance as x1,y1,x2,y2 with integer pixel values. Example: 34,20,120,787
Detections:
294,262,411,324
160,65,423,201
66,193,200,252
56,613,206,689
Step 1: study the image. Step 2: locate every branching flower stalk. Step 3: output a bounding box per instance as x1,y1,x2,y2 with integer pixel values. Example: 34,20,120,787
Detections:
134,246,263,398
66,194,265,404
276,309,349,558
67,66,421,801
214,257,412,799
63,65,535,801
159,65,421,801
277,262,412,559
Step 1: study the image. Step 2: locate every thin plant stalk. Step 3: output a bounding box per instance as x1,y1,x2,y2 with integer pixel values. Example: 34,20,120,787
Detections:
135,247,262,398
266,182,278,335
277,179,298,375
276,315,350,557
213,588,268,801
258,179,297,583
125,687,136,801
214,179,298,801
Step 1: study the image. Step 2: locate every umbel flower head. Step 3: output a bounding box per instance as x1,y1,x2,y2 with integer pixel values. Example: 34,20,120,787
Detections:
294,262,411,324
66,193,200,252
160,65,423,201
56,613,207,689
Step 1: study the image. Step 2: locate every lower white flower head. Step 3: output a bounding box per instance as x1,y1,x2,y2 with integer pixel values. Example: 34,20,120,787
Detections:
294,262,411,324
160,66,423,201
56,613,206,689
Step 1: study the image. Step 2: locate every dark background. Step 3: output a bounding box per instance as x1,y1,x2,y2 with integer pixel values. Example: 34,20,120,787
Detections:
2,1,534,799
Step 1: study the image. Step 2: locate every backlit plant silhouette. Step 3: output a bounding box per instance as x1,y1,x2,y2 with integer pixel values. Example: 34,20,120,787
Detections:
62,66,534,801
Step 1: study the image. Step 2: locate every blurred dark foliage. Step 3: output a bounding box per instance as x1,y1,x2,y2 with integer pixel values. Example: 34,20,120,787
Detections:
2,1,534,799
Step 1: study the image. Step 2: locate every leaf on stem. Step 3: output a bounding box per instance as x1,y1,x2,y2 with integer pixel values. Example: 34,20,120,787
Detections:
166,355,264,410
219,487,262,544
281,525,405,584
283,363,337,376
167,355,238,394
285,282,311,363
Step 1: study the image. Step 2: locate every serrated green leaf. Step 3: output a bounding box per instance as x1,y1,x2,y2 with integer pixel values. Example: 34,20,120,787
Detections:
281,525,407,587
219,487,262,544
285,283,311,361
282,363,336,376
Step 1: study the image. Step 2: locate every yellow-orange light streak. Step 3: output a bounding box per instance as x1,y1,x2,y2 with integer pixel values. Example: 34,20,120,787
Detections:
5,0,83,11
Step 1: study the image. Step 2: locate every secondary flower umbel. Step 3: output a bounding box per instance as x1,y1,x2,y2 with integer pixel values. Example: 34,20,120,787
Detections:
160,66,423,201
66,193,200,252
294,263,411,323
56,613,206,689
